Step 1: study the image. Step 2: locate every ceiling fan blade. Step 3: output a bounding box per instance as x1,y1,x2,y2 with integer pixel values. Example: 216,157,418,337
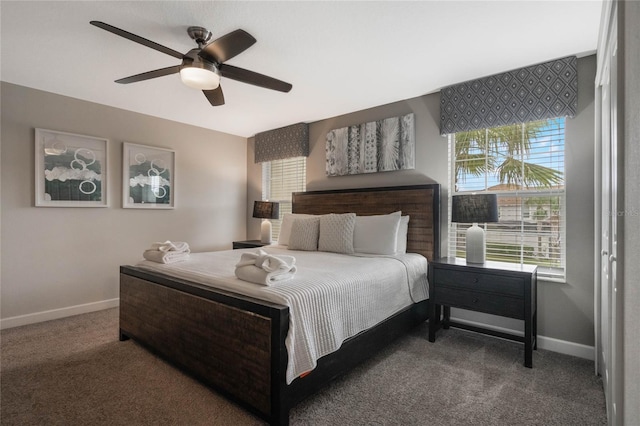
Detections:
90,21,185,60
115,65,182,84
203,87,225,106
220,64,292,93
199,29,256,63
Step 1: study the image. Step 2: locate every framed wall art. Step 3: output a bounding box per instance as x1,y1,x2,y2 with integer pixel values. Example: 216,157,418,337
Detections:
326,113,415,176
35,128,108,207
122,143,175,209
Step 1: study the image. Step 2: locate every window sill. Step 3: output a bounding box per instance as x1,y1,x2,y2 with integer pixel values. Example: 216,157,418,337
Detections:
537,276,566,284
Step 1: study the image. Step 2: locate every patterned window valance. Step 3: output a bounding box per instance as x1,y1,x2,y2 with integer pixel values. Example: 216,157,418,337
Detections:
254,123,309,163
440,56,578,135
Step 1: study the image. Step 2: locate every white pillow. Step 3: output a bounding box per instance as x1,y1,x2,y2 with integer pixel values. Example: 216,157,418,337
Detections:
288,217,320,251
278,213,317,246
353,212,402,255
318,213,356,254
396,215,410,254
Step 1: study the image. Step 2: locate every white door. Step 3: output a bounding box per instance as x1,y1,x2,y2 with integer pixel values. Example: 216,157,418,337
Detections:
608,31,623,424
599,51,613,422
598,13,621,425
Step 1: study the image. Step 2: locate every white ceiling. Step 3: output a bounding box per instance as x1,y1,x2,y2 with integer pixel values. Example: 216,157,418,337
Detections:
1,1,602,138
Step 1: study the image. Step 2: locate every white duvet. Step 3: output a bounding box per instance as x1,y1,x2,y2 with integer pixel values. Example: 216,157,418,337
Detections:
136,246,429,384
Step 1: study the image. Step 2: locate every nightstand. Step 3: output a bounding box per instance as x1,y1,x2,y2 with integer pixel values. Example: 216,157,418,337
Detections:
428,257,537,367
232,240,270,249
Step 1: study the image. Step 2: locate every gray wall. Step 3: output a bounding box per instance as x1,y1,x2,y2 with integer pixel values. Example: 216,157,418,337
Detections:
247,55,597,347
1,82,247,321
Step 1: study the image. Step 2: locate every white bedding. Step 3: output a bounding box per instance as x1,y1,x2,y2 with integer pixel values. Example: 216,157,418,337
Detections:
136,246,429,384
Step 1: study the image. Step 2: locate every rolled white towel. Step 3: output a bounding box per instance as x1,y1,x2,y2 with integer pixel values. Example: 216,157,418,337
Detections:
234,249,297,285
143,249,189,264
149,241,190,253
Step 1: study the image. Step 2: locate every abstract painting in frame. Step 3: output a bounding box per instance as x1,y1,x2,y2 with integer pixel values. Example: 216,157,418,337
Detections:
123,143,175,209
326,113,415,176
35,128,108,207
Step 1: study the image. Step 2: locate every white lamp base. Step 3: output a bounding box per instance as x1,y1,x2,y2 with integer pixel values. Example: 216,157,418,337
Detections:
466,223,485,264
260,220,272,244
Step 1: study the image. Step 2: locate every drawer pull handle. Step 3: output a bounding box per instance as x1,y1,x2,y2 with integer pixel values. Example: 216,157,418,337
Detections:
473,297,479,303
474,277,479,283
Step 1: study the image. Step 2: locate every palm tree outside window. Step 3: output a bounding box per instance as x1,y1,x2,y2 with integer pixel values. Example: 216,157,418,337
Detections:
448,118,566,280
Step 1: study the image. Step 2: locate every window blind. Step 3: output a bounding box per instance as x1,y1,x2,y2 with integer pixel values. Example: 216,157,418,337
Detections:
448,118,566,280
262,156,306,240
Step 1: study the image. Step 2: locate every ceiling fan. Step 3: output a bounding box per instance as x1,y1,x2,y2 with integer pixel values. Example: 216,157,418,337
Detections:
90,21,292,106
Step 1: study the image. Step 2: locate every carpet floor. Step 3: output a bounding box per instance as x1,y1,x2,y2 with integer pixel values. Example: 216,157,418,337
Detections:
0,308,606,425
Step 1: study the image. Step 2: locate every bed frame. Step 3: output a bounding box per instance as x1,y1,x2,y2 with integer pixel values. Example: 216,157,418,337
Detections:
119,184,440,425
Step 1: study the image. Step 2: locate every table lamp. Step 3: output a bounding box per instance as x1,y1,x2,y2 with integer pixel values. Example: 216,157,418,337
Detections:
253,201,280,244
451,194,498,264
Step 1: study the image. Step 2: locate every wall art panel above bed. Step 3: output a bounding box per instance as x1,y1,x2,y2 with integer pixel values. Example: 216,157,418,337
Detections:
326,113,415,176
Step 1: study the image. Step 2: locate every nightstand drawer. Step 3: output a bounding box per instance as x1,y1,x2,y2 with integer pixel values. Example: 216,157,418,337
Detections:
434,287,524,319
433,268,524,297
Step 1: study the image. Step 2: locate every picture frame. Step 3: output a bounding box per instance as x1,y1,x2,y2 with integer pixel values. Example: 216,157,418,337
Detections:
35,128,109,207
122,143,175,209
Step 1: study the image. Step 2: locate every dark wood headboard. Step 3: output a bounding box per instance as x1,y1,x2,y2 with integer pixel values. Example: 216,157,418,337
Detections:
292,184,440,261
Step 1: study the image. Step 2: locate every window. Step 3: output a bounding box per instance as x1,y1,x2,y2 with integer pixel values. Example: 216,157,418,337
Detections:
262,156,306,240
448,118,566,280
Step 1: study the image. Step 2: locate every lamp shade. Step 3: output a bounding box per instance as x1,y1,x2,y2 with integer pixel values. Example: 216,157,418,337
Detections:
252,201,280,219
451,194,498,223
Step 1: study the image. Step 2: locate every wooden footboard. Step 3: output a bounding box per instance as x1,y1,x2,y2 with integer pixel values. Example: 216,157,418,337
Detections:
119,267,290,423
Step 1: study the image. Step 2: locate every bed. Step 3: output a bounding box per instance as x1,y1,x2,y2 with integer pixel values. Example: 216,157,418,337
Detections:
119,184,440,425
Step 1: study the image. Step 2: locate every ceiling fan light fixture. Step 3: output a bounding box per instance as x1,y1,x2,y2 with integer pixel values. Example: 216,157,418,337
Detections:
180,62,220,90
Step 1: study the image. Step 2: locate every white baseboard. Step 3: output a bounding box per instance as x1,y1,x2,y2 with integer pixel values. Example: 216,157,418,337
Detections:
0,298,120,330
450,316,595,361
537,335,595,360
